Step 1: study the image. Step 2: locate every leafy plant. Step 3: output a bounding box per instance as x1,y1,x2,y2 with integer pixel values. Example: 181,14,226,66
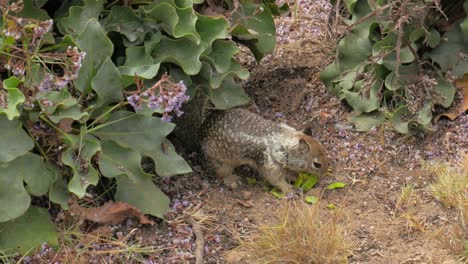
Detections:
321,0,468,133
0,0,280,239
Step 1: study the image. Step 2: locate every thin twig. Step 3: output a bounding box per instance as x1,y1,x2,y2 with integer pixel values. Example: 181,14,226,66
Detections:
184,212,205,264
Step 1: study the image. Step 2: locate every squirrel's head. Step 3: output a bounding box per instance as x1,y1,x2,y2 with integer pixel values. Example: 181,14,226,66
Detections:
286,127,329,176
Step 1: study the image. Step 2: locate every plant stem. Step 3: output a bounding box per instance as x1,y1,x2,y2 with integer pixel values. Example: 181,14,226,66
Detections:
87,101,127,129
39,115,72,141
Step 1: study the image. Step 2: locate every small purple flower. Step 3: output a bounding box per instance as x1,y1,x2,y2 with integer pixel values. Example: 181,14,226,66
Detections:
275,112,284,118
161,113,173,122
127,94,142,111
148,95,163,110
214,234,221,243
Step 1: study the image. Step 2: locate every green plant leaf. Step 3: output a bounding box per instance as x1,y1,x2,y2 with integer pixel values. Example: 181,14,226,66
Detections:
0,116,34,163
49,172,71,210
0,159,30,222
16,0,50,20
75,19,114,92
390,106,410,134
145,1,200,44
203,39,241,73
118,46,160,80
103,6,146,43
91,57,124,109
91,111,191,176
115,175,169,218
295,172,319,192
57,0,104,35
270,189,284,198
326,182,346,190
100,140,153,180
230,2,276,60
149,14,229,75
427,28,441,48
0,206,58,254
246,177,257,185
209,76,250,109
340,80,381,114
198,61,249,89
427,23,468,79
433,74,456,108
304,196,319,204
61,134,101,198
48,105,89,123
21,154,56,196
350,111,385,131
417,101,432,125
40,90,78,114
327,203,337,209
1,76,25,120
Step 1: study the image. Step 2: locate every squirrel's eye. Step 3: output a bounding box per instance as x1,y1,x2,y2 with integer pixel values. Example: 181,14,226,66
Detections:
313,162,322,168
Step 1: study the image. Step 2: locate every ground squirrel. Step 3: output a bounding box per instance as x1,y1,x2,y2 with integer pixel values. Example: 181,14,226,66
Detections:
200,108,329,193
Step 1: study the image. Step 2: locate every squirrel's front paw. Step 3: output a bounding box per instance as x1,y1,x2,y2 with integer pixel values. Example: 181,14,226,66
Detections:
223,174,243,189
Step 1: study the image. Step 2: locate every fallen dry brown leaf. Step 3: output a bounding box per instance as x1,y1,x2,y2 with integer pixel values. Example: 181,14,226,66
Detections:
69,199,155,226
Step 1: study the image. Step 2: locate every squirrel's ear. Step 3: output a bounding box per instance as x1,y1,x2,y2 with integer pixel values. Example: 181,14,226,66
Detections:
298,139,309,153
303,127,313,136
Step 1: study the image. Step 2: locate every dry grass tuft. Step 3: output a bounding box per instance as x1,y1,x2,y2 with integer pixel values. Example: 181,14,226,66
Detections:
425,155,468,262
424,156,468,208
234,200,352,264
395,184,417,212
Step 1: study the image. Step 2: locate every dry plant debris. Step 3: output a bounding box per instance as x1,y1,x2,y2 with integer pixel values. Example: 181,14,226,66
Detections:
69,198,155,226
231,200,352,264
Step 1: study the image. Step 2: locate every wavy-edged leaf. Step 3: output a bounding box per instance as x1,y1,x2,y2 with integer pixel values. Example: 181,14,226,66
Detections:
202,39,240,73
199,61,249,89
390,106,410,134
75,19,114,92
16,0,50,20
61,135,101,198
91,111,191,176
57,0,104,35
0,116,34,163
1,77,25,120
91,57,124,109
150,14,229,75
48,105,89,123
115,175,169,218
209,76,250,109
49,172,70,210
433,73,456,108
230,2,276,60
103,5,146,43
427,23,468,79
145,1,200,44
350,111,385,131
21,154,56,196
118,46,160,80
0,206,58,254
100,140,152,180
0,158,30,222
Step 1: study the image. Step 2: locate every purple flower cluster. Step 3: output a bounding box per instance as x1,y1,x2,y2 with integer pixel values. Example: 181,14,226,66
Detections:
34,47,85,93
127,76,190,122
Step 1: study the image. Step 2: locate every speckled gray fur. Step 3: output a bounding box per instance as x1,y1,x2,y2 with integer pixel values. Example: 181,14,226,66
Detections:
200,108,329,193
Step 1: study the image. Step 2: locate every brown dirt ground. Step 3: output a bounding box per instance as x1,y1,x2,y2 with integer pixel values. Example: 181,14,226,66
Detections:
21,2,467,264
144,4,468,263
